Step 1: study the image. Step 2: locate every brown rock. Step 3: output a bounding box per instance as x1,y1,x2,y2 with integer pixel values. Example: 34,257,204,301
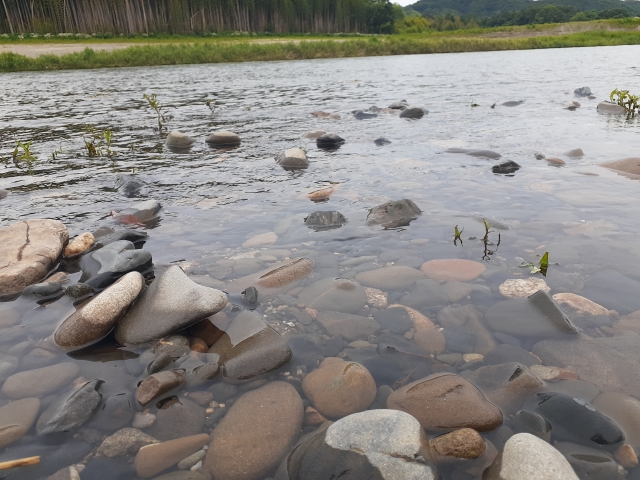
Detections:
2,362,80,399
389,304,446,354
134,433,210,479
189,314,227,347
308,186,335,201
304,406,328,426
429,428,486,463
54,271,145,351
436,305,496,354
64,232,94,258
464,363,544,415
0,219,69,295
355,265,425,290
593,392,640,448
190,337,209,353
46,272,70,284
612,309,640,334
386,373,503,432
547,157,566,165
614,444,638,468
529,364,578,382
552,293,614,318
136,370,187,406
204,382,303,480
420,259,485,283
601,157,640,177
316,311,380,341
226,258,314,294
0,397,40,448
98,428,159,457
302,358,376,420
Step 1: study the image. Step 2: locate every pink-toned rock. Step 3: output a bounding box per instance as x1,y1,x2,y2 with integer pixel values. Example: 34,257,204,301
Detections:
242,232,277,248
308,186,335,201
302,358,376,419
136,369,186,406
389,304,446,354
552,293,614,318
529,364,578,382
304,406,328,426
63,232,94,258
429,428,486,463
615,444,638,468
612,309,640,334
134,433,210,478
0,398,40,448
205,382,303,480
225,258,314,293
0,219,69,295
593,392,640,448
547,157,566,165
387,373,502,432
420,259,485,283
355,265,425,290
601,157,640,177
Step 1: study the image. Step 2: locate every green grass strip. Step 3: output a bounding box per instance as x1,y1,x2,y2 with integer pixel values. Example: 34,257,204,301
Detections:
1,30,639,73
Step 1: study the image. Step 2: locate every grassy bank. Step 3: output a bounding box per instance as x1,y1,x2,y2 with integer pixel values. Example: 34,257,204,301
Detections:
1,29,640,73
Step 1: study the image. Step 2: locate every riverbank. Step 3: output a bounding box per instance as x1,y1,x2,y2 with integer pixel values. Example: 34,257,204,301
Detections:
1,21,639,72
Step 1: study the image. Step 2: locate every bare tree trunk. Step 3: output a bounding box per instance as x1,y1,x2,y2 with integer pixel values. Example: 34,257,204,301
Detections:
2,0,14,33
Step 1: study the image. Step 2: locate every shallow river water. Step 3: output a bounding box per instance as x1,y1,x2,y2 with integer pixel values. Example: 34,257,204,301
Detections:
1,45,640,480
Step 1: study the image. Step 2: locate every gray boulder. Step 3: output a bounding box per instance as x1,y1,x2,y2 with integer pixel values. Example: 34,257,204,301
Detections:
399,106,427,119
112,199,162,223
316,133,345,149
165,131,196,149
205,131,241,147
597,102,627,115
446,148,501,159
36,380,103,435
90,240,152,275
275,410,436,480
305,211,347,231
574,86,592,97
367,199,421,228
114,265,227,345
276,148,308,169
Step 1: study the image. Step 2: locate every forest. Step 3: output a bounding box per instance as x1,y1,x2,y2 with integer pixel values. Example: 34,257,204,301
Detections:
0,0,395,34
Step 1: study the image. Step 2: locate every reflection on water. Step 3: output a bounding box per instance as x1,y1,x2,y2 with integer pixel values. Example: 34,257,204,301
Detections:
1,45,640,479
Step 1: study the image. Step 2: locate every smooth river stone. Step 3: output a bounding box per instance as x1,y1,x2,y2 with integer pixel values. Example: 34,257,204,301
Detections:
483,433,579,480
0,397,40,448
366,199,422,228
597,102,627,114
91,240,152,275
136,370,187,406
387,373,503,432
2,362,80,399
205,130,241,146
0,219,69,296
97,427,159,457
420,259,485,283
209,310,292,383
165,131,196,148
205,382,303,480
388,304,446,354
593,392,640,448
429,428,486,463
63,232,94,258
278,410,436,480
316,311,380,341
276,148,308,168
242,231,278,248
601,157,640,177
36,379,103,435
399,106,427,118
499,278,550,298
552,292,613,317
445,148,501,159
135,433,210,479
355,265,425,290
302,358,377,420
297,277,368,313
112,199,162,224
0,353,19,381
225,258,314,294
532,334,640,398
485,295,576,337
114,265,227,345
582,270,640,314
54,271,145,351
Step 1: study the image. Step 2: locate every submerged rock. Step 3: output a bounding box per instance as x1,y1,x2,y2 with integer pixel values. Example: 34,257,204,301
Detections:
374,137,391,146
601,157,640,177
91,240,152,275
54,271,145,351
36,379,103,435
205,382,303,480
353,110,377,119
2,362,80,399
499,278,550,298
429,428,486,463
389,100,408,109
226,258,314,294
209,310,292,383
0,219,69,296
593,392,640,448
583,270,640,314
115,265,227,345
276,148,308,169
420,258,485,283
93,227,148,248
136,370,187,407
297,277,368,313
574,86,592,97
555,442,622,480
316,133,345,149
399,106,427,119
97,428,159,457
302,358,377,419
492,160,520,175
502,100,524,107
112,199,162,224
64,232,94,258
0,397,40,448
445,148,501,159
367,199,421,228
355,265,424,290
303,130,326,139
304,211,347,231
483,433,579,480
135,433,210,479
597,102,627,115
387,373,503,432
205,131,241,147
316,311,380,340
114,173,147,198
276,410,436,480
165,131,196,149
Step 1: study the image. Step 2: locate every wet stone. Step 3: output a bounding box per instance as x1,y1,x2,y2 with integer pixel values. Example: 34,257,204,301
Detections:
429,428,486,463
115,266,227,345
527,391,624,448
89,391,135,431
2,362,80,399
387,373,503,432
445,148,501,159
89,240,152,276
297,277,368,313
0,397,40,448
399,106,427,118
36,379,103,436
374,137,391,145
316,133,345,149
165,131,196,148
64,232,94,258
355,265,424,290
276,148,308,168
97,427,159,457
483,344,541,368
574,86,592,97
555,442,622,480
304,211,347,231
0,219,69,296
208,310,292,383
93,227,148,248
597,101,627,114
81,456,137,480
366,199,421,228
316,311,380,340
513,410,552,442
111,199,162,223
147,352,174,374
492,160,521,175
22,281,64,299
593,392,640,448
136,369,187,406
421,259,486,283
302,357,377,419
148,396,205,441
206,130,241,146
374,307,413,334
135,433,210,479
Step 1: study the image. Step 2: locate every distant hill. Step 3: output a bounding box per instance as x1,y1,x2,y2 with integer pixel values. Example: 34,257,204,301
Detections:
407,0,640,17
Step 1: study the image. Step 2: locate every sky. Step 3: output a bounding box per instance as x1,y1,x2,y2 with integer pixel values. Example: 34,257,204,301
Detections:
394,0,416,6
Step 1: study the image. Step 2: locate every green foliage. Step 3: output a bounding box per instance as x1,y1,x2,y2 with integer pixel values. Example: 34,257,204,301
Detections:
395,15,431,33
83,125,117,157
453,224,464,246
51,145,62,160
610,88,639,117
520,251,549,275
12,140,36,161
143,93,167,132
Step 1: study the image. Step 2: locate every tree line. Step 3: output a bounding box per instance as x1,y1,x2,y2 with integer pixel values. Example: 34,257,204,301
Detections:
0,0,395,34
